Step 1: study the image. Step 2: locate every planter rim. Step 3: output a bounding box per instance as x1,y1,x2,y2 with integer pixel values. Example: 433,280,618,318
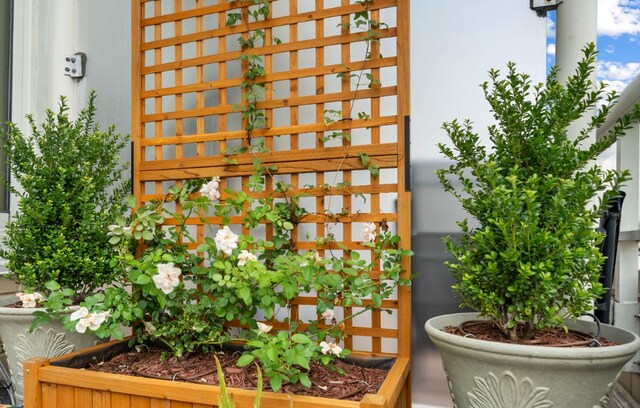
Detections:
0,296,38,315
425,312,640,360
0,296,80,316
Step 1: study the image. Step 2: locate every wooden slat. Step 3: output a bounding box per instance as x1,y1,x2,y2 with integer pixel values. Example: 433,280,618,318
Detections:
131,0,143,202
23,357,49,408
140,0,396,49
395,0,412,361
138,142,396,171
140,0,395,28
138,115,397,146
141,57,397,98
35,364,362,408
141,86,397,122
150,399,171,408
131,395,152,408
137,155,399,181
94,390,112,408
74,387,94,407
42,383,57,408
140,28,398,74
376,357,411,408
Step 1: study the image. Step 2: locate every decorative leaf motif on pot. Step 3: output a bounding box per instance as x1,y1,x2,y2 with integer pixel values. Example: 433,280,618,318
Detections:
593,382,613,408
467,371,553,408
14,328,75,384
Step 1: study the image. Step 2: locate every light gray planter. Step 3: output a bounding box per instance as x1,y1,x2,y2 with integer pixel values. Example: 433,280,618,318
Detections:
0,297,102,404
425,312,640,408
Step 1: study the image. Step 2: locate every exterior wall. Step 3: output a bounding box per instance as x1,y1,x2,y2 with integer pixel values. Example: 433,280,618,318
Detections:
11,0,131,170
7,0,131,286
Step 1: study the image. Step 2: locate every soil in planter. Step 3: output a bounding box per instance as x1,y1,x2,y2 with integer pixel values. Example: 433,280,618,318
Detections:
86,346,390,401
444,320,616,347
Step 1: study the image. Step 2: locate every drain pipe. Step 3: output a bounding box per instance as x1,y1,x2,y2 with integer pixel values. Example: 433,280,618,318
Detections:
555,0,597,143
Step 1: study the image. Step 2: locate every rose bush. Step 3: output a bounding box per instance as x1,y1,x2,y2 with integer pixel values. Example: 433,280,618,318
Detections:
42,174,412,391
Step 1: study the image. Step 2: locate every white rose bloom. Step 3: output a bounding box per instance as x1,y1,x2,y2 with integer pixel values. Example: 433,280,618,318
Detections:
238,250,258,266
319,341,342,357
215,226,239,256
321,308,334,321
257,322,273,334
361,222,377,243
152,263,182,294
70,307,108,333
199,177,221,201
17,292,44,308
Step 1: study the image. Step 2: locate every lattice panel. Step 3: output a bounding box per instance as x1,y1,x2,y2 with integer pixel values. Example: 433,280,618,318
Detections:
132,0,411,357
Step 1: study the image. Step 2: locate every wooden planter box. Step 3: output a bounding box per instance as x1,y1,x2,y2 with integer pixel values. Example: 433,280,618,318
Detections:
23,339,411,408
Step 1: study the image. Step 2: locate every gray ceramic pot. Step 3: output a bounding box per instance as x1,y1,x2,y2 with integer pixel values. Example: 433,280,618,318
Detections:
425,312,640,408
0,297,102,404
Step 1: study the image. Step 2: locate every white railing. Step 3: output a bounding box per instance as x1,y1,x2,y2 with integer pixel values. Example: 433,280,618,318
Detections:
597,74,640,373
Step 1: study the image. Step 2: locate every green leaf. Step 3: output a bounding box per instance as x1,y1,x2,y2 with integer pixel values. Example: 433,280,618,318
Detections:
269,373,282,392
291,333,311,344
238,287,252,305
45,281,61,291
299,373,312,388
236,354,255,367
358,153,370,167
247,340,265,348
135,274,151,285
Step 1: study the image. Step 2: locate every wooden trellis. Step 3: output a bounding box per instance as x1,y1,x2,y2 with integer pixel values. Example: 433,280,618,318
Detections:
131,0,410,359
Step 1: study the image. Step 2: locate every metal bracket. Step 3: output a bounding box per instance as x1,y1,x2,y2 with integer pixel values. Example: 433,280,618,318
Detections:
530,0,561,17
64,52,86,78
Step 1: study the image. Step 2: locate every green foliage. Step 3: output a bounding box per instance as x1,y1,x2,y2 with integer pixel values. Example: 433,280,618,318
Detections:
0,91,129,302
437,43,640,340
215,356,262,408
45,176,411,390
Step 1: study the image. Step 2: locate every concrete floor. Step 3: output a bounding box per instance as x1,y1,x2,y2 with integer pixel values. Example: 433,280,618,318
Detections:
412,347,452,407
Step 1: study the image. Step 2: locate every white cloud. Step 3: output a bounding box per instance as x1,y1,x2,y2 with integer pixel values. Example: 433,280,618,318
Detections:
597,60,640,80
598,0,640,37
546,43,556,56
605,44,616,53
547,16,555,38
601,79,628,94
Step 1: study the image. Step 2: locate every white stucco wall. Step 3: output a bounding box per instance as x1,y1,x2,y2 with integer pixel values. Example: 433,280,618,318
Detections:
11,0,131,176
410,0,548,233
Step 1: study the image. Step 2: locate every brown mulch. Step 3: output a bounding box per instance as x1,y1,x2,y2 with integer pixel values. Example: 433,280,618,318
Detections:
443,320,616,347
87,346,389,401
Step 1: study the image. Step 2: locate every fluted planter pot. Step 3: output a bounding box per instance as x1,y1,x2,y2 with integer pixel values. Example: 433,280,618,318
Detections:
0,297,102,404
425,312,640,408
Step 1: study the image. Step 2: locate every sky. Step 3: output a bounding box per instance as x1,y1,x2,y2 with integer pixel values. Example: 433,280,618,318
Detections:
546,0,640,94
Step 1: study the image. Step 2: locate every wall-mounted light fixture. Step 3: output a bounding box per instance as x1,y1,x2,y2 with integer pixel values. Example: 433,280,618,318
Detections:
64,52,86,79
530,0,561,17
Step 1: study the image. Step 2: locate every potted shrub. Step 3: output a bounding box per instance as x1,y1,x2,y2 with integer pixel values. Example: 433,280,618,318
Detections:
0,91,129,403
425,44,640,407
